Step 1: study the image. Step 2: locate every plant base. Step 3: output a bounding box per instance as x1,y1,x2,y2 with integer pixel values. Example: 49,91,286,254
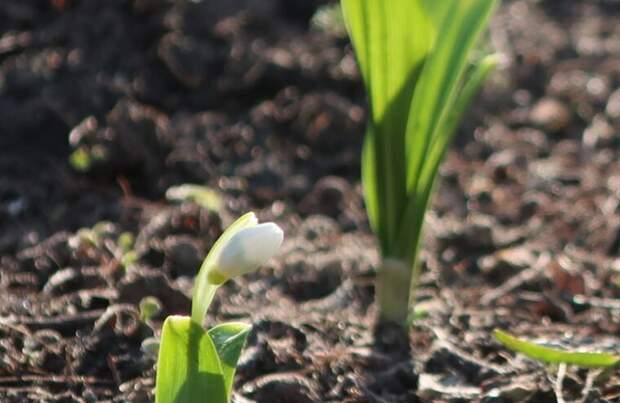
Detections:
376,258,411,325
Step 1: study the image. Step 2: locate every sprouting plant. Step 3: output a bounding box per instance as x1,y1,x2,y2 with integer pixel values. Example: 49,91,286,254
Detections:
155,212,283,403
341,0,498,325
117,231,139,270
166,184,223,213
69,144,107,172
140,296,162,323
139,296,163,360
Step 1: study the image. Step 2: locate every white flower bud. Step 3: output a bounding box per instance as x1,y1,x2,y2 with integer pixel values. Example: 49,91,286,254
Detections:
209,222,283,283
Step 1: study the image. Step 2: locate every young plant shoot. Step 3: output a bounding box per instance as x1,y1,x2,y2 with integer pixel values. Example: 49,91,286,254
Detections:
155,213,283,403
341,0,498,325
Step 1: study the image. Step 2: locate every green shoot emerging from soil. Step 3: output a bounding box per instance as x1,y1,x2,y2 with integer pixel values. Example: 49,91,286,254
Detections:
155,213,283,403
341,0,498,325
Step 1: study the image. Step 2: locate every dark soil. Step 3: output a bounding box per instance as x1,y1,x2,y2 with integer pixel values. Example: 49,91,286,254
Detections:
2,0,620,401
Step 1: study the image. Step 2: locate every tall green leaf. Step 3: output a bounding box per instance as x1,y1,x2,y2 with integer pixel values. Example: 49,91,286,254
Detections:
342,0,434,254
395,54,498,265
342,0,498,324
396,0,497,262
208,322,252,398
156,316,228,403
404,0,496,192
360,126,379,237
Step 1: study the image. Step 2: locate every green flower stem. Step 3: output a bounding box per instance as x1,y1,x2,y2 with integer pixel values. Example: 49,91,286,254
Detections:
190,212,259,326
191,282,218,325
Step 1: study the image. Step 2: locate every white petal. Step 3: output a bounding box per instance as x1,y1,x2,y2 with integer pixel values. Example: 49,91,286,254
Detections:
216,222,283,278
244,212,259,227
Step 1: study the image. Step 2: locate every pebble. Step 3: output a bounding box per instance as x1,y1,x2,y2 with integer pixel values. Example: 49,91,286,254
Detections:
606,88,620,120
529,97,572,133
418,373,481,402
162,235,201,277
583,114,615,148
157,33,220,88
117,268,191,314
240,373,318,403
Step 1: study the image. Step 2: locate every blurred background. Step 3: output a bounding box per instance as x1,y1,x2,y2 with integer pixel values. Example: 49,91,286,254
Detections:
2,0,620,401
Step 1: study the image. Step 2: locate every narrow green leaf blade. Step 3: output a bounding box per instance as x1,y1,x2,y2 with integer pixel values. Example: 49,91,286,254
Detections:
494,329,620,368
431,54,498,158
341,0,432,122
401,56,498,262
395,0,497,262
420,1,452,28
156,316,228,403
208,322,252,397
405,0,497,193
360,126,381,243
341,0,434,254
395,57,497,272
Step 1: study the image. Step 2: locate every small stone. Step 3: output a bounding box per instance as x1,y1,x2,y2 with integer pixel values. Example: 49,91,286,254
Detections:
241,373,318,403
418,373,481,401
158,33,221,88
425,341,504,384
485,150,523,181
68,116,98,146
117,268,190,314
298,176,350,218
530,97,572,133
583,114,615,148
163,235,201,277
606,88,620,120
482,374,540,402
236,342,278,378
463,215,495,250
479,247,533,285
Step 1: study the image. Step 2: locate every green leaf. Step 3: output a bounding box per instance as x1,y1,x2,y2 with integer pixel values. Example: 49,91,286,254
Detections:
208,322,252,397
404,58,498,257
342,0,498,324
342,0,432,123
155,316,228,403
139,296,162,322
432,54,498,151
404,0,497,191
191,212,258,325
342,0,434,254
342,0,496,259
360,126,380,240
493,329,620,368
396,0,497,261
396,54,498,265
